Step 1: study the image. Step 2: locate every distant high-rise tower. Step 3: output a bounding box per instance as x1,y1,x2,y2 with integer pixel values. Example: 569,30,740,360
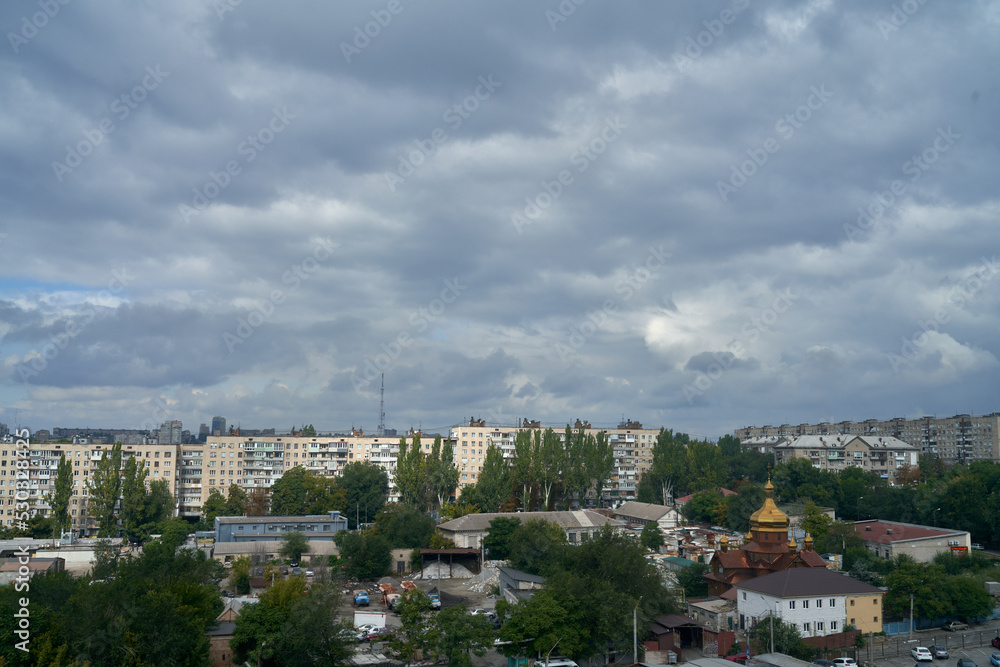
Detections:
211,416,226,436
377,374,386,437
159,420,183,445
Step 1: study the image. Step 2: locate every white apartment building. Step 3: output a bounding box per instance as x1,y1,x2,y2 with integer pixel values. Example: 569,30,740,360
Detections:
450,418,659,503
736,413,1000,466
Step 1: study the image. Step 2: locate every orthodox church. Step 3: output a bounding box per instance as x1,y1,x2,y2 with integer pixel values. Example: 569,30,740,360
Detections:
704,478,828,596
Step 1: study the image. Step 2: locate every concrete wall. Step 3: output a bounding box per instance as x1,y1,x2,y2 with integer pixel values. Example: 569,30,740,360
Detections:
739,590,849,637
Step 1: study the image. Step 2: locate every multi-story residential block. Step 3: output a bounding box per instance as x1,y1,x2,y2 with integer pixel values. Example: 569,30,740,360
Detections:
736,413,1000,465
181,429,444,517
450,418,659,503
771,435,920,483
0,439,178,536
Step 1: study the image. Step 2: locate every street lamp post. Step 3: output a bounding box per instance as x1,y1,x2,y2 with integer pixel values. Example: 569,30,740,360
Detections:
933,507,941,526
634,596,644,664
856,496,864,520
545,638,562,667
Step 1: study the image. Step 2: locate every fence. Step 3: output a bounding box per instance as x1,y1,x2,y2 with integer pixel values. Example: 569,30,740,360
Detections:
864,628,1000,661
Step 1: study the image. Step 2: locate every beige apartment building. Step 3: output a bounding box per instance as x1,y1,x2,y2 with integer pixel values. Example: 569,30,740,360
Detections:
771,435,920,483
0,439,177,535
736,413,1000,465
451,418,659,503
180,429,440,517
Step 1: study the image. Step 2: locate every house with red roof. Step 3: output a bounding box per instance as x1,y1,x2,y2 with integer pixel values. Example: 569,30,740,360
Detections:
853,520,970,562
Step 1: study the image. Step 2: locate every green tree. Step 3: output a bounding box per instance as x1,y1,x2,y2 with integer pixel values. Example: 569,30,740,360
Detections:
725,483,765,532
395,435,426,509
230,555,252,594
225,483,248,515
279,531,310,563
246,487,270,516
641,521,664,551
801,501,832,546
434,604,495,667
425,435,460,510
507,519,568,576
335,530,392,579
371,503,435,548
677,562,709,598
120,454,150,542
585,431,614,507
682,490,726,524
88,442,123,537
389,589,440,663
638,429,690,504
483,517,522,561
536,428,565,510
466,444,510,513
510,430,539,510
230,577,309,665
300,424,317,437
339,461,389,529
748,617,813,659
46,452,73,539
269,467,345,516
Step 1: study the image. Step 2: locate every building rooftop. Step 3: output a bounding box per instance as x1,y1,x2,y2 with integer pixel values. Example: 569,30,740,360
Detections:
735,567,882,597
614,501,677,522
774,435,919,450
215,512,344,524
853,519,966,544
437,510,621,532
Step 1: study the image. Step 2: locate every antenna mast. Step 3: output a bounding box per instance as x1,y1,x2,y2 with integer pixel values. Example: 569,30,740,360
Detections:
377,374,386,437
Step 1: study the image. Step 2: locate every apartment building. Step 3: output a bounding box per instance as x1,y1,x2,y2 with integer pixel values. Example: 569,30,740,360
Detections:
179,429,443,517
736,413,1000,465
450,418,658,503
772,435,920,483
0,440,178,535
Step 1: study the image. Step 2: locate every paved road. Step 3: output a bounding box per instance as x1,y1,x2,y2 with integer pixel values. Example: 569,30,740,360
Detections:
860,625,1000,667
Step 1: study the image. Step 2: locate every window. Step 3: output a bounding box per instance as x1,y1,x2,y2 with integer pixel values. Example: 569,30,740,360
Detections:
816,599,822,608
802,600,809,609
831,621,838,630
817,622,824,631
789,601,795,610
742,593,746,600
850,599,855,606
850,618,855,625
830,598,836,607
803,622,810,632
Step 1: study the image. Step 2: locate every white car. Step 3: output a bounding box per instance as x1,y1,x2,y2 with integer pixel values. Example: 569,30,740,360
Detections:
832,659,857,667
912,647,933,662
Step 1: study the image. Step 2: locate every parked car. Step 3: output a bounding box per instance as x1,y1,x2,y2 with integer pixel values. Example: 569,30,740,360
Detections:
354,590,370,606
726,654,753,665
957,659,977,667
911,647,933,662
291,567,303,576
943,621,969,632
428,594,441,610
365,628,394,642
832,658,857,667
305,569,314,577
990,654,1000,667
545,658,578,667
932,646,949,659
812,661,835,667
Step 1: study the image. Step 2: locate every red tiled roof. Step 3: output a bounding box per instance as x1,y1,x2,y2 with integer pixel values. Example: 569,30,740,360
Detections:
676,488,736,503
853,520,963,544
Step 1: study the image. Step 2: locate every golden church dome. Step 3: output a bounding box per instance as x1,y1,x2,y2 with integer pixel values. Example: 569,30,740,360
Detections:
748,478,789,533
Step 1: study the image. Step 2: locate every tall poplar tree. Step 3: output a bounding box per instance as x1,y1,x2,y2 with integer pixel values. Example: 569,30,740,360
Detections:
120,453,150,541
510,430,538,510
47,452,74,538
88,442,123,538
394,434,425,508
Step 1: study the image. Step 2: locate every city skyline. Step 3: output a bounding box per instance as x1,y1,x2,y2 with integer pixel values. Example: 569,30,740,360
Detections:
1,3,998,441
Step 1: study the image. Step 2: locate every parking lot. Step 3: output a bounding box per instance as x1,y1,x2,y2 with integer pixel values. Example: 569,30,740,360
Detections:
858,626,1000,667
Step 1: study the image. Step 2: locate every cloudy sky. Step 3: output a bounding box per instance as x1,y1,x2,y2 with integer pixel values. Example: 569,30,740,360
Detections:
1,0,998,439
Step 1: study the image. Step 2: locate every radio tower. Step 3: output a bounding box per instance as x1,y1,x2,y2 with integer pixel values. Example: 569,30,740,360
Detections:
377,374,386,437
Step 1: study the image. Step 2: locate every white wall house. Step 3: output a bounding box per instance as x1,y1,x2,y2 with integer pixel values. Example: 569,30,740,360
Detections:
735,567,884,637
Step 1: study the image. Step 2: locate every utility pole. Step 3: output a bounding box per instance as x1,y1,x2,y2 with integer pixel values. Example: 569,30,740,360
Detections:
634,596,643,663
909,593,914,638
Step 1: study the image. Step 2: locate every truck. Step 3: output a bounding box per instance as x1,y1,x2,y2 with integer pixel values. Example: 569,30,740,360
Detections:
353,590,370,606
354,610,387,629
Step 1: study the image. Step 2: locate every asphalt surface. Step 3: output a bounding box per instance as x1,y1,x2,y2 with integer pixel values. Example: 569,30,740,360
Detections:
859,625,1000,667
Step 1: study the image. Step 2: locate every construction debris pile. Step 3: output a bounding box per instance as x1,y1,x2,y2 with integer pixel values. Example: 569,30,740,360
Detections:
412,561,474,579
465,567,499,593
